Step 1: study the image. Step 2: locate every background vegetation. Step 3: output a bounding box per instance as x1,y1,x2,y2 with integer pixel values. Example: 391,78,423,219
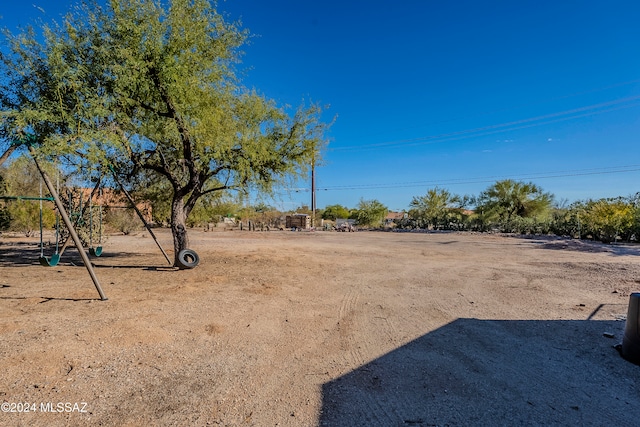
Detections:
2,155,639,244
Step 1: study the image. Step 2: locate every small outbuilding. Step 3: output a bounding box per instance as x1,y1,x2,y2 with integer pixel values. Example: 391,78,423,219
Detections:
286,214,311,230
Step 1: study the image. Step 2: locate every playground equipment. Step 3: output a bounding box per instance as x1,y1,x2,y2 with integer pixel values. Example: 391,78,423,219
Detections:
28,145,107,300
88,188,103,257
38,181,61,266
110,167,173,266
0,192,61,266
54,179,103,259
176,249,200,269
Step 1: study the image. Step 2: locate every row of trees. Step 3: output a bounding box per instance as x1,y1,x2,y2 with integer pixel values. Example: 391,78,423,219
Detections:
321,199,389,228
401,180,640,243
3,159,638,244
318,180,640,244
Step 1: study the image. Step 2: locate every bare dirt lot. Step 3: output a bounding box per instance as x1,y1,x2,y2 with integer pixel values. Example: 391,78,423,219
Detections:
1,229,640,426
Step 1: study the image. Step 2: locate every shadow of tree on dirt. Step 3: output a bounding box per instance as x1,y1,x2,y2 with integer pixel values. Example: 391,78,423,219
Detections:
530,237,640,257
320,318,640,426
0,241,150,268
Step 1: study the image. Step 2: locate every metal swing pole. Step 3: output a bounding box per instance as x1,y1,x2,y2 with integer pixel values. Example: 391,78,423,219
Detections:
29,149,107,301
39,181,45,258
111,170,172,266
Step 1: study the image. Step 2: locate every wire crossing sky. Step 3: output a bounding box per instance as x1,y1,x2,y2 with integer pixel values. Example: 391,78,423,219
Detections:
2,1,639,210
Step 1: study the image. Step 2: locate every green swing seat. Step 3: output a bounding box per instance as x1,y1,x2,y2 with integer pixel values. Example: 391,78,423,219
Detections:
39,253,60,267
89,246,103,257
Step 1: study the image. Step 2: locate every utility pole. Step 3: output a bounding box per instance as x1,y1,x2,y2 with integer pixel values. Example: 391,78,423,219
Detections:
311,160,316,228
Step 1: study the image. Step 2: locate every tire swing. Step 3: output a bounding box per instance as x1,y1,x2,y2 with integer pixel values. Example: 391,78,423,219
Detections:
38,182,60,267
88,191,103,257
176,249,200,269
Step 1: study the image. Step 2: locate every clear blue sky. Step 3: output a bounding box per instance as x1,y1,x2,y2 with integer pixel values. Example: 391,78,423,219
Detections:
2,1,640,211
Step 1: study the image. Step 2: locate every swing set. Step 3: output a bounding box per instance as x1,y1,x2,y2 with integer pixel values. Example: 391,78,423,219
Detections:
0,193,61,266
1,139,107,300
62,185,105,259
2,134,186,300
38,181,61,267
88,193,103,257
2,178,107,267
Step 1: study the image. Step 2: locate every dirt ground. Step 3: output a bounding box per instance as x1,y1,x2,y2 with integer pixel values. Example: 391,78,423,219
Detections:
1,228,639,426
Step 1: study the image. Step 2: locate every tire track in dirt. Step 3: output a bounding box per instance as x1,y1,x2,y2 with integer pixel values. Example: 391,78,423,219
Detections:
337,286,364,368
333,279,406,425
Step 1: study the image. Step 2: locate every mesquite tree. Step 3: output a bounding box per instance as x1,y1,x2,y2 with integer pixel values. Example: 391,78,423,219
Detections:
0,0,329,266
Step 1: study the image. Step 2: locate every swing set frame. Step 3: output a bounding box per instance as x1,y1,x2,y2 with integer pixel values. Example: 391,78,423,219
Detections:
1,144,108,300
0,194,60,266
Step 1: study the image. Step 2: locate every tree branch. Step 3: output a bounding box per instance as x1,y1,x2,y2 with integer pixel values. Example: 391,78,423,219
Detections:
147,64,198,187
137,100,171,118
0,144,18,167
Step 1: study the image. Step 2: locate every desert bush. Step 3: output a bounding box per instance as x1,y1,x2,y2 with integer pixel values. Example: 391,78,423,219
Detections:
105,209,143,235
353,199,388,228
580,198,634,243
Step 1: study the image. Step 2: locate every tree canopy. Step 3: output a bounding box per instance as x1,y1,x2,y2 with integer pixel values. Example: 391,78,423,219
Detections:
408,188,471,230
0,0,330,265
476,180,553,223
354,199,388,228
321,204,350,221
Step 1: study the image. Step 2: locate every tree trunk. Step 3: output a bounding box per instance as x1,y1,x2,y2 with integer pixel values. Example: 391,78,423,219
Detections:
0,145,17,167
171,196,190,266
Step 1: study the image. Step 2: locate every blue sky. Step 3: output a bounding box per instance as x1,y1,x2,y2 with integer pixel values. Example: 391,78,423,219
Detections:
2,1,640,211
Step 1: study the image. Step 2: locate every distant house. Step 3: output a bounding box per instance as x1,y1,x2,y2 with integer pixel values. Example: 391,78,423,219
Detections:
384,211,406,227
78,187,153,223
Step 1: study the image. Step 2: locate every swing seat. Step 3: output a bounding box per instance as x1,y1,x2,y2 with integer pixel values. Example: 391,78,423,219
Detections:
39,253,60,267
89,246,103,257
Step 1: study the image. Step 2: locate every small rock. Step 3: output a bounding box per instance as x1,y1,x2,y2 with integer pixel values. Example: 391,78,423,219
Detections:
603,332,615,339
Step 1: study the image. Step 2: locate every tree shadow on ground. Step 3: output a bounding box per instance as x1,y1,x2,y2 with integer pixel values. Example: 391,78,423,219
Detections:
529,237,640,257
320,318,640,426
0,241,153,268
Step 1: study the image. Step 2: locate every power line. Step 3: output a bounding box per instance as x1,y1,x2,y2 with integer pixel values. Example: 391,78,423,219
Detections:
330,95,640,152
353,79,640,141
282,164,640,192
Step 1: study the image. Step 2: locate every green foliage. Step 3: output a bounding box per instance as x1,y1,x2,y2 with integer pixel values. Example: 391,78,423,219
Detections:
321,204,350,221
1,0,330,259
408,188,470,230
476,180,553,231
580,198,634,243
547,197,639,243
186,195,238,227
234,203,282,228
0,155,57,234
354,199,388,228
0,206,10,230
627,192,640,241
548,203,581,238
